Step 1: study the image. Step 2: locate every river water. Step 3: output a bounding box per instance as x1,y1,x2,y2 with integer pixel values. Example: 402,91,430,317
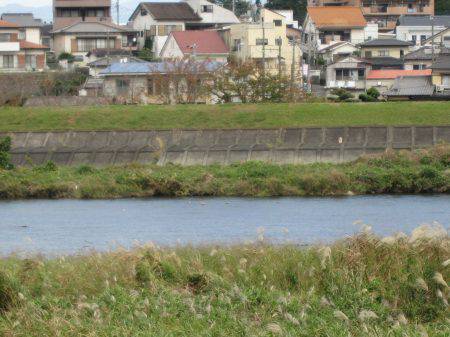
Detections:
0,195,449,255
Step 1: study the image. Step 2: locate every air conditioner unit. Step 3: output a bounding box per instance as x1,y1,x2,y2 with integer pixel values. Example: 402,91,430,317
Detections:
436,85,445,92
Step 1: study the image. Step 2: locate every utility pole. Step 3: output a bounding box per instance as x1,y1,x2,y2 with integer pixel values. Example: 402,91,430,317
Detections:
261,16,266,99
291,39,296,89
277,37,282,77
431,15,435,63
232,0,235,15
116,0,120,25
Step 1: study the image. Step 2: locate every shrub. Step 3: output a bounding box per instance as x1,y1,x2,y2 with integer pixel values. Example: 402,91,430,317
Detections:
330,88,354,102
359,93,376,102
367,87,380,99
58,52,75,63
0,137,13,170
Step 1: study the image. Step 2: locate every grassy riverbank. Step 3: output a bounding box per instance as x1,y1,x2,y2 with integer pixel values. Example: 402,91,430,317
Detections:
1,102,450,131
1,227,449,336
0,146,449,199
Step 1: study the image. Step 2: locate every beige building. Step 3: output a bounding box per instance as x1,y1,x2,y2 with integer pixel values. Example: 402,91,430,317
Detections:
360,39,412,59
53,0,112,31
225,9,302,78
431,54,450,90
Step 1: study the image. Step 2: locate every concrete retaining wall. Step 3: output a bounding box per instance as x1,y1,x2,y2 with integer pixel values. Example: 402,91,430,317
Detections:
2,126,449,166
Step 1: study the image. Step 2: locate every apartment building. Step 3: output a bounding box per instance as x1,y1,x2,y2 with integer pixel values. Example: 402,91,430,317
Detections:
225,8,302,77
308,0,434,32
53,0,112,31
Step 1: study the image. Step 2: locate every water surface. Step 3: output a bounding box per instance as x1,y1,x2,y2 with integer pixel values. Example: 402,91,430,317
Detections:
0,195,448,255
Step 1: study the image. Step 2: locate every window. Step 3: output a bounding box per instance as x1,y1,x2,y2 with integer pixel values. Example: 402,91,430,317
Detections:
335,69,351,80
256,38,268,46
413,64,420,70
116,79,129,94
141,9,148,16
273,20,282,27
400,50,404,57
77,38,115,52
122,35,128,47
420,35,426,43
0,33,10,42
201,5,213,13
25,55,37,69
2,55,14,68
364,51,372,58
411,35,417,44
18,30,26,40
378,50,389,57
358,69,365,79
233,38,241,52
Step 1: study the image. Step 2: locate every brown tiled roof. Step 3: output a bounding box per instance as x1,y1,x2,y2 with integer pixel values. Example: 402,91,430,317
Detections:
307,6,366,29
367,69,431,79
0,19,19,28
171,30,229,54
142,2,201,21
19,40,49,50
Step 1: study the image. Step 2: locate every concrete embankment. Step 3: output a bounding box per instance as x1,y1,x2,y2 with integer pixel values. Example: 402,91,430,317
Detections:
2,126,449,166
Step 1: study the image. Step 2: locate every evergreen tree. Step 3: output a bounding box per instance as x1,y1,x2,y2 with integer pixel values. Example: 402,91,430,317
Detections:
264,0,308,22
436,0,450,15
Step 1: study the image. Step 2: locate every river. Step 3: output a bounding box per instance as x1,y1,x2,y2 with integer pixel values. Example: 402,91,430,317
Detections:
0,195,449,255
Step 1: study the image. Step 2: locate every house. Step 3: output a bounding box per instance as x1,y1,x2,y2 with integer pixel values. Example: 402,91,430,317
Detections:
302,6,377,61
129,1,238,57
325,56,369,94
385,75,435,100
52,0,138,61
422,27,450,49
0,19,49,71
396,15,450,46
99,60,224,104
226,8,302,77
430,53,450,91
360,38,412,59
404,46,434,70
52,22,137,62
0,13,44,45
360,0,434,32
318,41,359,64
53,0,112,31
366,69,432,94
160,30,229,62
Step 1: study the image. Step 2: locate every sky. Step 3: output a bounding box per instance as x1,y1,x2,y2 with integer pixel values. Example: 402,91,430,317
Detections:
0,0,51,5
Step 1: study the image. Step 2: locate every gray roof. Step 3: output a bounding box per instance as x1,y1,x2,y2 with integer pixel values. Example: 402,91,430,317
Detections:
397,15,450,27
359,38,412,47
131,2,201,21
385,76,434,97
100,60,225,76
0,13,43,27
404,46,433,61
431,54,450,70
88,56,147,67
365,57,404,66
52,21,133,34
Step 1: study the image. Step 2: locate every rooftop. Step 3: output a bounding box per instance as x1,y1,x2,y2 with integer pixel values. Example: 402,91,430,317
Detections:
431,55,450,70
19,40,49,49
131,2,201,22
359,38,412,47
367,69,432,79
0,19,18,28
0,13,43,27
404,46,434,60
100,60,225,76
397,15,450,27
385,76,435,97
170,30,229,55
307,6,366,29
88,56,147,67
364,57,404,66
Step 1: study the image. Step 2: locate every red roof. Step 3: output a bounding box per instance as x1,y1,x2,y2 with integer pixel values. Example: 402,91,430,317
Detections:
367,69,432,80
171,30,229,55
307,6,366,29
19,41,49,50
0,20,18,28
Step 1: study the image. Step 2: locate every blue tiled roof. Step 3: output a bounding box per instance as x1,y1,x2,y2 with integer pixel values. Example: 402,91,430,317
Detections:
100,60,226,76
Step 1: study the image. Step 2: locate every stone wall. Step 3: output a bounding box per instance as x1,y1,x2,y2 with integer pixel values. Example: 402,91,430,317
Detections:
2,126,449,166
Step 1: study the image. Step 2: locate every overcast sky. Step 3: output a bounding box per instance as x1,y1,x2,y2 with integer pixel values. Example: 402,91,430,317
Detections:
0,0,51,5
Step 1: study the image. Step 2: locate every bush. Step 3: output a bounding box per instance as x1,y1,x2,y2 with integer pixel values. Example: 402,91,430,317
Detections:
367,87,380,99
359,93,377,102
58,52,75,63
330,88,354,102
0,137,13,170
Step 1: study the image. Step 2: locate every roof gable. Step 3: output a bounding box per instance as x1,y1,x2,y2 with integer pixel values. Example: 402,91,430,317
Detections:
131,2,201,22
52,21,129,34
307,6,366,29
170,30,229,55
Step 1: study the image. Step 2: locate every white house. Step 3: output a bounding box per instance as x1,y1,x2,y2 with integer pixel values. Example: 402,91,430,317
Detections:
129,1,239,57
0,13,43,45
318,41,359,64
396,15,450,47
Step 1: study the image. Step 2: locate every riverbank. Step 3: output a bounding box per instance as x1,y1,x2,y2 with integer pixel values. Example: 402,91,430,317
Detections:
0,226,448,336
1,102,450,131
0,146,448,199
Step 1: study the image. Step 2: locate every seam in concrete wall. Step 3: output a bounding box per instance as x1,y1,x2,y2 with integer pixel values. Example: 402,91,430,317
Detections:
3,126,449,166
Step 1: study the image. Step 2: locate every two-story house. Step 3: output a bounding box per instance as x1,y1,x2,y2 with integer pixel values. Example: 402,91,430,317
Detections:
225,8,302,78
0,13,44,45
359,38,412,69
0,19,49,71
302,6,377,62
52,0,137,61
129,1,239,57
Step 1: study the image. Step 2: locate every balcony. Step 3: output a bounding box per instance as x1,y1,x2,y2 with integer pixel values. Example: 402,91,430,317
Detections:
362,5,432,15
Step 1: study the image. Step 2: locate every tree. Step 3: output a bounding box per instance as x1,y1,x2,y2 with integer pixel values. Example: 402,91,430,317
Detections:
0,137,13,170
211,0,251,17
436,0,450,15
264,0,307,22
